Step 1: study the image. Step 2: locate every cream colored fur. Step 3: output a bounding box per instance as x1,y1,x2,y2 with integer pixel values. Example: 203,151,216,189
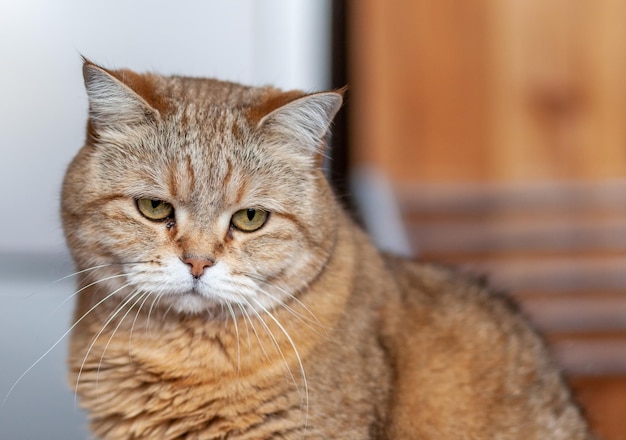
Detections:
61,61,594,439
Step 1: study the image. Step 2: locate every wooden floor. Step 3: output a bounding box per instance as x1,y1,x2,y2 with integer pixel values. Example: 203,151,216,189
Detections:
570,375,626,440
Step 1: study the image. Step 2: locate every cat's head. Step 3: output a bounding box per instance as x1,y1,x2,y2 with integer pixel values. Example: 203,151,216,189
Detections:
62,60,343,315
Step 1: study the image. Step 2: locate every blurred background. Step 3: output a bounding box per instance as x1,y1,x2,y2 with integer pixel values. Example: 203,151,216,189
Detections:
343,2,626,439
1,0,625,439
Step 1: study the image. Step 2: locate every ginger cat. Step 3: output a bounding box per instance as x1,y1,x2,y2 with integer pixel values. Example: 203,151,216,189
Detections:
62,60,593,439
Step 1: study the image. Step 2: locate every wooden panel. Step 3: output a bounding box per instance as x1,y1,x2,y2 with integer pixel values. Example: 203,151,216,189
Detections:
487,0,626,181
350,0,626,183
350,0,491,182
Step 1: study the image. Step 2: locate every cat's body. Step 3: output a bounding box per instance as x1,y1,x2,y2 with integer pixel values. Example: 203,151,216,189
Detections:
63,61,593,439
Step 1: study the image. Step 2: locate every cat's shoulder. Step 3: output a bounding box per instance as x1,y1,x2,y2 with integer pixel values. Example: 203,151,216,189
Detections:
377,253,551,398
381,253,529,334
377,258,588,440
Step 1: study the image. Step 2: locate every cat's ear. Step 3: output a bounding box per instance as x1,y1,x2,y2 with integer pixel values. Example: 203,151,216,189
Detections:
82,58,160,127
258,90,344,159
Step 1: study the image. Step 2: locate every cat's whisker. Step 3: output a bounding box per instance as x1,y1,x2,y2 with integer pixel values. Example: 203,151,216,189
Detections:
220,284,286,364
40,261,151,296
251,284,330,338
145,290,166,336
72,283,136,406
50,272,134,317
238,302,270,365
94,290,149,396
245,272,330,334
129,290,153,358
1,281,132,409
18,263,116,300
242,274,327,333
246,304,294,385
43,263,114,286
225,303,241,375
235,303,253,360
247,297,309,434
162,301,175,322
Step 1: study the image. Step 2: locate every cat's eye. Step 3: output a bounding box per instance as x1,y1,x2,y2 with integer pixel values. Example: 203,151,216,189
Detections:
231,209,269,232
137,198,174,221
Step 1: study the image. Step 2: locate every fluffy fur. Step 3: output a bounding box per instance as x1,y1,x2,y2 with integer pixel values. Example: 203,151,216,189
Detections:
62,60,593,439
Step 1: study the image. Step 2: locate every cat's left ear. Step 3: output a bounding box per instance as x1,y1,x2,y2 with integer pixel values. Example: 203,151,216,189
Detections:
258,90,344,160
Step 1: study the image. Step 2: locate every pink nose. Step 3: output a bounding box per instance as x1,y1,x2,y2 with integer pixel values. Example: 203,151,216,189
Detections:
182,256,215,278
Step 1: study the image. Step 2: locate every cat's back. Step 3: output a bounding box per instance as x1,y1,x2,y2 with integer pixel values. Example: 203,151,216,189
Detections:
383,255,528,341
379,255,592,439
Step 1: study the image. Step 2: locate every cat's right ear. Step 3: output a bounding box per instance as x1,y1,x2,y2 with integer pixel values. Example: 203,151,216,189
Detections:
256,90,344,163
82,59,160,128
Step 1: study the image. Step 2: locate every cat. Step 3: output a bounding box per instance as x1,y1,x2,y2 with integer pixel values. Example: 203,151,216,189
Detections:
61,59,594,439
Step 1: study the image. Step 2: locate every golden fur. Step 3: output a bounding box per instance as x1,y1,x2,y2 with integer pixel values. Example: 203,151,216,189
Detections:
62,60,593,439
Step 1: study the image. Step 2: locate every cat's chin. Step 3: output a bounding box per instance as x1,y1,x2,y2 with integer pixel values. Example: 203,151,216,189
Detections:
158,291,228,316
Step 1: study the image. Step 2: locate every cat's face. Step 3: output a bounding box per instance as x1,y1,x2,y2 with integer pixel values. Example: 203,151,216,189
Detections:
62,62,342,315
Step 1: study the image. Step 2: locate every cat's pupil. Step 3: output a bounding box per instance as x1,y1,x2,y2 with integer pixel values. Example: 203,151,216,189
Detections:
247,209,255,221
151,200,160,209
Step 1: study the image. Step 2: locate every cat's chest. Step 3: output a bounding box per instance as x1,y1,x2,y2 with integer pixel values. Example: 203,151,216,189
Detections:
69,320,311,439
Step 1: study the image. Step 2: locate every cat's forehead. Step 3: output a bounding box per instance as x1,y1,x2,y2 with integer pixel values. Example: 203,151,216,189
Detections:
140,116,298,215
149,77,262,154
160,76,290,124
164,76,260,103
114,135,285,220
152,76,305,180
83,66,324,216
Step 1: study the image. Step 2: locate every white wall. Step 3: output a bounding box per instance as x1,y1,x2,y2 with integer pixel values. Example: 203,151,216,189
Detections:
0,0,331,254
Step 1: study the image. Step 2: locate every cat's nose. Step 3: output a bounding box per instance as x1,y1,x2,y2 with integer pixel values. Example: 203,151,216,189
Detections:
182,256,215,279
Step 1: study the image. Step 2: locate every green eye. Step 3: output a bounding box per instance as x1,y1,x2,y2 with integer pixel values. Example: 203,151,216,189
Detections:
137,198,174,221
231,208,269,232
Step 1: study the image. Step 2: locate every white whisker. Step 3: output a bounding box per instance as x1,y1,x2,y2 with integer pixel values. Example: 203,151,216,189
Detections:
247,297,310,435
31,262,149,300
129,290,153,357
21,263,116,300
73,283,137,407
94,290,149,394
247,306,293,382
1,280,132,409
145,290,165,336
50,272,132,317
162,302,175,321
253,285,329,339
246,273,329,335
235,303,253,359
226,303,241,375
